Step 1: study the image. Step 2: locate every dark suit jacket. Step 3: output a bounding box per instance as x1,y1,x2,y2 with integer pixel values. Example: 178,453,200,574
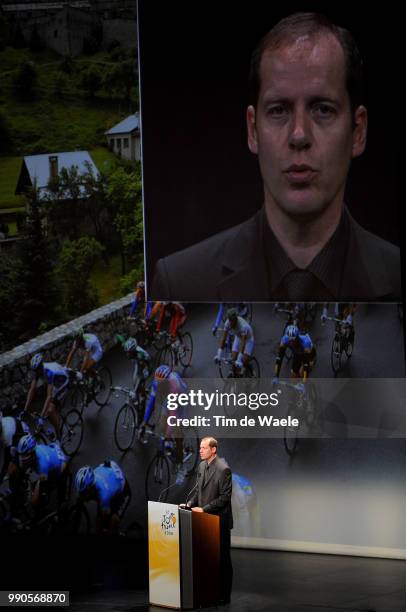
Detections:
189,456,233,530
150,209,401,301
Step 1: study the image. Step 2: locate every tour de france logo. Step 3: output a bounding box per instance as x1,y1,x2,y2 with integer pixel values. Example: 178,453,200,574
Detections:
161,510,177,536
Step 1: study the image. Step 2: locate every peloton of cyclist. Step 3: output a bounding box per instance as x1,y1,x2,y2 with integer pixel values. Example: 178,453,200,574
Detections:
74,460,131,535
273,324,316,390
214,308,255,374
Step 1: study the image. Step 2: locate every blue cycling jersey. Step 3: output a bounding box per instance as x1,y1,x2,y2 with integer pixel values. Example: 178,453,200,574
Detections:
94,461,125,511
41,362,69,386
280,333,313,353
35,443,67,479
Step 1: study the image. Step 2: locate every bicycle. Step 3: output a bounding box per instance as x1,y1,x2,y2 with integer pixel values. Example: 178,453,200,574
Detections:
324,316,354,376
145,428,199,502
66,365,112,413
276,380,321,457
156,330,193,370
111,386,145,452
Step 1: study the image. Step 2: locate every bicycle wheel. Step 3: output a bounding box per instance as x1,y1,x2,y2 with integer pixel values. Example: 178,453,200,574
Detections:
145,453,170,501
94,366,113,407
157,346,174,370
63,502,90,536
60,409,84,457
65,385,86,415
283,405,300,457
181,426,199,476
246,357,260,378
114,403,137,452
345,335,354,359
331,334,342,375
179,332,193,368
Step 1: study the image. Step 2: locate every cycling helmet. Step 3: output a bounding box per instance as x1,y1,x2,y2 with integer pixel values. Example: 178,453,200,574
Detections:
155,365,172,380
286,324,299,339
30,353,43,371
17,434,36,455
226,307,238,320
136,281,145,290
123,337,138,355
75,466,95,493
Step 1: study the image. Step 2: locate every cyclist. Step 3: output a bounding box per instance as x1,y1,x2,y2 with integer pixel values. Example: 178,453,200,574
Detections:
140,365,188,483
65,329,103,376
273,324,316,390
25,353,70,435
128,281,153,320
4,434,68,513
214,308,255,374
321,303,356,343
212,303,251,336
0,410,30,480
232,472,258,537
147,302,187,342
120,336,151,400
74,460,131,535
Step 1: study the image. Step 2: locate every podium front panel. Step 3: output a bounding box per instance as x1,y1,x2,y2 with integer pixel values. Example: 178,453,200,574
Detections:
148,501,181,609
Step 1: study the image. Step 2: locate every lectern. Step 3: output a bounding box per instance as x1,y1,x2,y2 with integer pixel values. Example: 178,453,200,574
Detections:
148,501,220,609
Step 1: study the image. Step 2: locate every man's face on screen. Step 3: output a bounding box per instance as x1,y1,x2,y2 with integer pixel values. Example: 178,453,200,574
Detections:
247,32,367,219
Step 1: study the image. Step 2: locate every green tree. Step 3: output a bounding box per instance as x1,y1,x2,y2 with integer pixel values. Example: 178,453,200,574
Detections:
57,237,104,316
45,165,83,241
103,59,137,105
80,65,102,98
13,186,60,342
13,60,38,99
105,165,143,275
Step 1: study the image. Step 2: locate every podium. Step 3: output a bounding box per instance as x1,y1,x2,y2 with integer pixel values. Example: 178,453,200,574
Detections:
148,501,220,609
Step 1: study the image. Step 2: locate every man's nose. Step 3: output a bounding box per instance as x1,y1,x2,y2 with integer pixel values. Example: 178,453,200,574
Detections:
288,108,312,151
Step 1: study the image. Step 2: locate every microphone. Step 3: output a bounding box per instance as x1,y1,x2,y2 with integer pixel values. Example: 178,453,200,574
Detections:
183,470,200,508
158,481,179,503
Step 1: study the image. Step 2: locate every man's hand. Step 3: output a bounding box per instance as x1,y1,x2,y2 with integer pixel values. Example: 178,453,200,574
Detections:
214,348,223,364
191,507,204,513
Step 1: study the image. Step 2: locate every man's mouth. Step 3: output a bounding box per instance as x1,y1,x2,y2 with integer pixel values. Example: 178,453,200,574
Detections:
284,164,317,184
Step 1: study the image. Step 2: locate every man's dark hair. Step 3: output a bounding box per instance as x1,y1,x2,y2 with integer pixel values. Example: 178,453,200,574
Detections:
202,436,218,450
248,12,364,115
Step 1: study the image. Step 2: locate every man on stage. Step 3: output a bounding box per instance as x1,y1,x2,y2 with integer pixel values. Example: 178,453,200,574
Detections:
187,437,233,605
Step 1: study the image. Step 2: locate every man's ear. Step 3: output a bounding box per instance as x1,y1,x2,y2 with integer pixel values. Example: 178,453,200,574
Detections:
352,105,368,159
247,105,258,154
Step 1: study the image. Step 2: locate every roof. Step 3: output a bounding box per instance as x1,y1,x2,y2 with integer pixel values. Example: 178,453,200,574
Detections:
20,151,99,200
105,114,140,135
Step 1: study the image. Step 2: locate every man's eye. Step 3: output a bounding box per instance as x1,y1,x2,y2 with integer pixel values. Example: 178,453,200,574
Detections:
313,104,336,117
267,105,287,117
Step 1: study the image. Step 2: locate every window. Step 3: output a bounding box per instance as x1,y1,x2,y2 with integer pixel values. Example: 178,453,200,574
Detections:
116,138,122,149
123,138,129,148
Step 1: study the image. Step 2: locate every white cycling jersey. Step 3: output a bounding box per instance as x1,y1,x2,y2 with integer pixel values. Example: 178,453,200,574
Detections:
224,316,254,340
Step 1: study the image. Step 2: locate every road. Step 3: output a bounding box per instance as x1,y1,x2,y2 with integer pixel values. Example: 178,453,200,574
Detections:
65,302,405,534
